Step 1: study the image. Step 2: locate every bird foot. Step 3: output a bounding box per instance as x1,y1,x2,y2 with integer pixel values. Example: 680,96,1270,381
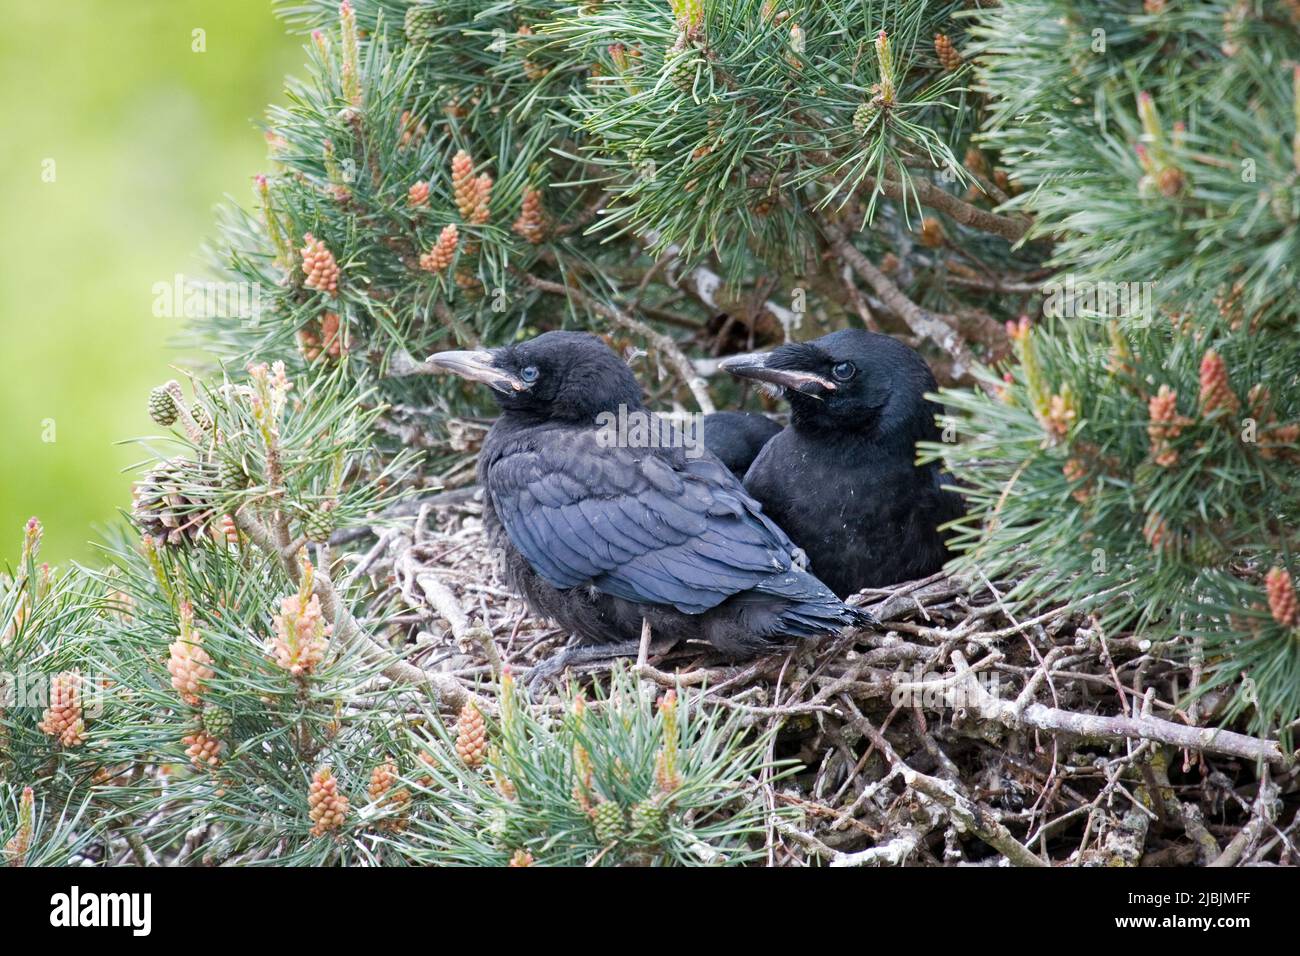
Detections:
525,637,679,696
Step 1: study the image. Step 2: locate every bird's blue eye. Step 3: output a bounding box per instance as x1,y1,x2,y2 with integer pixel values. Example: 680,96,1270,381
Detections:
519,365,540,384
831,361,855,381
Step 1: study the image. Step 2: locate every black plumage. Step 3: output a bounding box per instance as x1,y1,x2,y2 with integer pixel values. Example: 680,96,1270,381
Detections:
427,331,868,659
702,411,782,478
721,329,965,599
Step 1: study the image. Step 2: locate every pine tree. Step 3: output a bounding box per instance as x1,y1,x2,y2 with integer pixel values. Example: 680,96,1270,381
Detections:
10,0,1297,866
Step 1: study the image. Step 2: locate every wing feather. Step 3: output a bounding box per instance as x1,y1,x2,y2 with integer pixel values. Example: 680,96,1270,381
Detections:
487,426,798,613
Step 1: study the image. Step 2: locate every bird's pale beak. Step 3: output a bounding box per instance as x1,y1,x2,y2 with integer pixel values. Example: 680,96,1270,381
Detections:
719,352,836,394
425,349,528,392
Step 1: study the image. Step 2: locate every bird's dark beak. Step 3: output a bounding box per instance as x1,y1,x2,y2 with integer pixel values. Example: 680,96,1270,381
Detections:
719,352,836,395
425,349,527,392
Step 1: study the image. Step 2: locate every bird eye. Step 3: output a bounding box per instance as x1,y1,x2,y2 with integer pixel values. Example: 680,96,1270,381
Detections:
831,361,856,381
519,365,540,384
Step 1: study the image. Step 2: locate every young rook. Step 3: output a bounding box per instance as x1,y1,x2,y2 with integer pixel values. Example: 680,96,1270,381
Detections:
702,411,782,478
427,331,869,679
721,329,965,599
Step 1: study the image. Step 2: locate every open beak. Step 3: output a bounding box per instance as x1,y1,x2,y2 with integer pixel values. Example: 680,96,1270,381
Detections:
719,352,836,395
425,349,527,392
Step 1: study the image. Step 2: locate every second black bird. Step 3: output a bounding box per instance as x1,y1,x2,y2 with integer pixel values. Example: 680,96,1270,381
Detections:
427,331,868,664
721,329,965,598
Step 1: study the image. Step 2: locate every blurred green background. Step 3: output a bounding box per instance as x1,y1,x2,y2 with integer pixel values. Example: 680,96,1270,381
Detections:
0,2,300,565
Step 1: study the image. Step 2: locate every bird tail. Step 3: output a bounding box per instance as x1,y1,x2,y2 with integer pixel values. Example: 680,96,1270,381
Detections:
757,570,875,637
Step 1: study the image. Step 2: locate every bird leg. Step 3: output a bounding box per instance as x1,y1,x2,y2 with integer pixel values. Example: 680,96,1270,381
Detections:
526,628,680,694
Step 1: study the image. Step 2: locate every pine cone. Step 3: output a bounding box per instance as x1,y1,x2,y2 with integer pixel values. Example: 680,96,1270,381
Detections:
308,767,349,837
303,503,336,544
934,33,962,71
629,799,666,842
508,849,534,867
133,457,218,547
218,455,249,490
404,3,442,42
148,386,178,426
202,704,233,740
455,701,487,768
38,671,86,748
664,38,701,93
591,800,625,844
852,102,876,136
1265,567,1299,628
183,729,222,771
420,225,459,273
408,180,430,207
300,233,340,294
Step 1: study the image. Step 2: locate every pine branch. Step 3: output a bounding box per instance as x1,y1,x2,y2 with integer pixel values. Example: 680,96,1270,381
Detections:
823,220,979,380
233,508,476,712
519,273,716,414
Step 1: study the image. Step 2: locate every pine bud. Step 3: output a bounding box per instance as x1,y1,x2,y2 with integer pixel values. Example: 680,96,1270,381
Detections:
183,729,222,771
167,603,214,707
420,224,459,273
470,173,493,225
1062,458,1090,503
508,849,534,867
455,701,487,768
934,33,962,72
1147,385,1188,466
38,671,86,748
368,759,411,831
874,30,896,107
1143,512,1172,553
148,385,179,426
512,187,547,243
654,690,682,795
270,572,332,677
1265,567,1299,628
368,760,398,801
408,180,430,207
3,786,34,866
1198,349,1238,416
451,151,478,219
300,233,340,294
308,767,349,837
919,217,946,248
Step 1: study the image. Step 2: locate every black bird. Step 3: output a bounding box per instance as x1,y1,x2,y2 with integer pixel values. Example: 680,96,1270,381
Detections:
720,329,965,599
702,411,782,478
427,331,869,673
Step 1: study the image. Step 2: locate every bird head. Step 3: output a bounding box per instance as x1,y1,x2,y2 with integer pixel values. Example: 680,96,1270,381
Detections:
427,331,643,422
720,329,940,443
